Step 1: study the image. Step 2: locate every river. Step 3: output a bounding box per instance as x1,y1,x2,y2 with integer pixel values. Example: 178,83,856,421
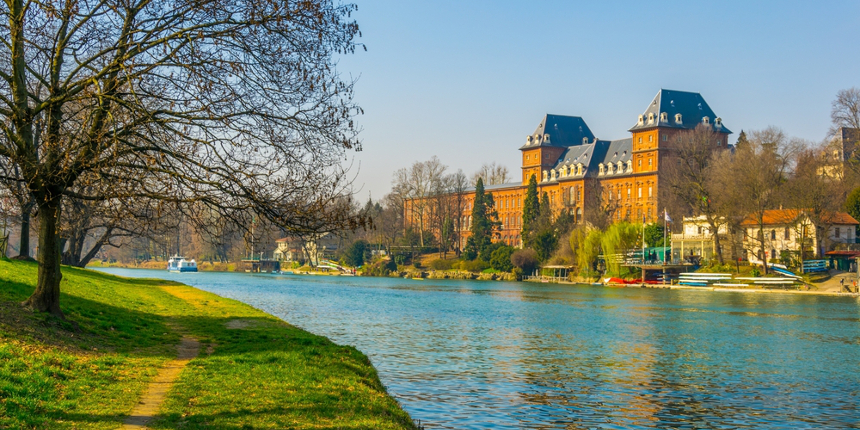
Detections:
96,268,860,429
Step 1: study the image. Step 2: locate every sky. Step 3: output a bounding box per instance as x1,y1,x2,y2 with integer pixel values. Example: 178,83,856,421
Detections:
336,0,860,201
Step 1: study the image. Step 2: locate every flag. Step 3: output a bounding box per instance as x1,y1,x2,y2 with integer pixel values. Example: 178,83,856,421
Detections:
664,209,672,223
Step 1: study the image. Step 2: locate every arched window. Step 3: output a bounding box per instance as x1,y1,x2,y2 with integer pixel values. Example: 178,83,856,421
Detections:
770,229,776,240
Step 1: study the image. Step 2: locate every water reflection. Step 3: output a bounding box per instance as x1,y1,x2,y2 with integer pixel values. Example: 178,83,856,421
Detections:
97,269,860,429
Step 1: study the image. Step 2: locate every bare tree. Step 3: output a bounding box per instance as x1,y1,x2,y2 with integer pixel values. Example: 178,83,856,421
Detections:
831,87,860,133
472,162,510,186
784,148,849,259
448,169,469,256
1,0,365,317
663,125,731,263
394,157,447,247
711,127,799,274
582,180,616,230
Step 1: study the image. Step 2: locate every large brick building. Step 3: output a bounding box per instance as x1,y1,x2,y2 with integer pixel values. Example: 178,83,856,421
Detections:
407,89,731,249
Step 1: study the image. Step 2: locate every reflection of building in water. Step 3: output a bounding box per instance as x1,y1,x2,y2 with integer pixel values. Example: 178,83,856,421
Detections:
605,293,662,425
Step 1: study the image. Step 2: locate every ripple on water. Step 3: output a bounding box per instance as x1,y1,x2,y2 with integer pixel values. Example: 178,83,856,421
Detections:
96,269,860,429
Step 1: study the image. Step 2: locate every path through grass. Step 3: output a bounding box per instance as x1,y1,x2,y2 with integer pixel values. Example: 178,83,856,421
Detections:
0,259,416,429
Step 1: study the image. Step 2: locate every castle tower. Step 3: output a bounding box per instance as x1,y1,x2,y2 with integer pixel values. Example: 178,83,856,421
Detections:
520,114,595,184
627,89,731,221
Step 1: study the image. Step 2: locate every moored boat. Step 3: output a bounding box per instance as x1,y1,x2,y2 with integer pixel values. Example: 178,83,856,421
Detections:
167,255,198,272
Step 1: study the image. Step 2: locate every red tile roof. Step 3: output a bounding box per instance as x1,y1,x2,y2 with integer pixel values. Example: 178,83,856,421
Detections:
740,209,858,226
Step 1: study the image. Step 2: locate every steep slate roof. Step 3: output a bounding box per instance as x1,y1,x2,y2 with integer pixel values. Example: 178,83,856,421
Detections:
739,209,859,226
520,114,596,149
629,89,732,134
543,138,634,182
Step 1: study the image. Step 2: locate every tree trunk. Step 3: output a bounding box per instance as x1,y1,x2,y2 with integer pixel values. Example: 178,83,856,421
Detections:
712,230,724,265
17,202,33,258
22,197,63,318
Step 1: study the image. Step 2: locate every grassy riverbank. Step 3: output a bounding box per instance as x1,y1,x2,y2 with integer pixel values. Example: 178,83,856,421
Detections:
0,259,416,429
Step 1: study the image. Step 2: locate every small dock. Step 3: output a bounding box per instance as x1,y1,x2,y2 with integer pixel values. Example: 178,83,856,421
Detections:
240,259,281,273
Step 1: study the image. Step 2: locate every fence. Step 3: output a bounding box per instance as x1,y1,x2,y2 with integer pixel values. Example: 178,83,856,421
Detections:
802,259,828,273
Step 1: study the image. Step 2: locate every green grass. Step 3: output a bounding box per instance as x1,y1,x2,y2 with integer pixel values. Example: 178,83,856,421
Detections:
0,259,416,429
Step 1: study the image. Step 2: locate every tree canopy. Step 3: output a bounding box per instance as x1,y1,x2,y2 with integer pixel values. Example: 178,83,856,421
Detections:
1,0,365,316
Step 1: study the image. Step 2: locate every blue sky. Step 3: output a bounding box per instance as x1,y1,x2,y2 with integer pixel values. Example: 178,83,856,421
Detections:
337,0,860,201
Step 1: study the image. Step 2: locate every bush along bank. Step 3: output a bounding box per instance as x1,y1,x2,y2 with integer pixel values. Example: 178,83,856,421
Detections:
0,259,417,429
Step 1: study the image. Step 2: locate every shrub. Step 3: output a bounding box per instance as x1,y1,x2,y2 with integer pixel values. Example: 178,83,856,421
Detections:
511,249,539,274
751,266,761,277
429,259,454,270
489,245,514,272
363,258,398,276
461,259,490,272
512,267,523,280
412,260,422,269
479,242,504,263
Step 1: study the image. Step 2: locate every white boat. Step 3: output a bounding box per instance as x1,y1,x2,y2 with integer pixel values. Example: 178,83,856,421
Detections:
167,255,198,272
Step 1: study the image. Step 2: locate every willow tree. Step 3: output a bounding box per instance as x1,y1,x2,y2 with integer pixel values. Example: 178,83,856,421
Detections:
1,0,364,317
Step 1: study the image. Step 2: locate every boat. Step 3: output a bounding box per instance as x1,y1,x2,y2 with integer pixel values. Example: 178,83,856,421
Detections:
167,255,198,272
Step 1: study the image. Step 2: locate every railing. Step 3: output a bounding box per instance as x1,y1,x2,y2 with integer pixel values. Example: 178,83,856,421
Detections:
802,259,828,273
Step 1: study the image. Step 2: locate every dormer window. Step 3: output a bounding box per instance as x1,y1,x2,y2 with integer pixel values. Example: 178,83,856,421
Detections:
648,113,655,124
526,136,532,145
702,116,710,125
543,133,551,143
582,137,589,145
715,117,722,127
577,164,583,175
675,113,682,124
599,164,605,175
638,115,644,125
660,112,668,122
617,161,623,172
542,170,548,182
550,169,557,180
627,160,633,171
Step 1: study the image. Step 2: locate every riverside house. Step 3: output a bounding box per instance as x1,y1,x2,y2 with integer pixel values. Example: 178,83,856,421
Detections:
741,209,858,265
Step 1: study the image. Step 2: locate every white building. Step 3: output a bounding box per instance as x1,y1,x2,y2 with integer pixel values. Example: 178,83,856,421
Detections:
740,209,858,265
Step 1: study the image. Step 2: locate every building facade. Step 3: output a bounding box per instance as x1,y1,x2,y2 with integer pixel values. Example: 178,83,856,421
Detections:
406,89,731,249
740,209,858,264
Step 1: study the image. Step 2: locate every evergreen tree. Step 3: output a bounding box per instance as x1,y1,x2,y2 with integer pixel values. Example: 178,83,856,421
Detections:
735,130,749,150
521,174,540,246
468,178,499,259
531,192,558,261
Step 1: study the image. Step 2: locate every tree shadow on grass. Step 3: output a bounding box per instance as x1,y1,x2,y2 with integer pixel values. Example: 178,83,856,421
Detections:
0,261,416,430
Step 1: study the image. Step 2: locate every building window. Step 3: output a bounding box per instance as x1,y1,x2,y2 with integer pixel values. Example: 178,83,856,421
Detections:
648,186,652,197
627,188,631,198
770,229,776,240
663,135,668,142
638,187,642,198
648,158,653,167
638,137,642,143
784,227,790,240
835,227,841,238
649,135,653,142
638,159,642,167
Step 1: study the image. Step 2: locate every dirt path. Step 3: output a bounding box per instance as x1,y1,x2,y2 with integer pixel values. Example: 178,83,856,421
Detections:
121,336,201,429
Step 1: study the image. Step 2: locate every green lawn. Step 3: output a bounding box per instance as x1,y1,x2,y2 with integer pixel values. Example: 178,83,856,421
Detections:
0,259,416,429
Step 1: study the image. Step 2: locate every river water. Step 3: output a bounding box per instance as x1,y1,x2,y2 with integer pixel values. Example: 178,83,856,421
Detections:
96,268,860,429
